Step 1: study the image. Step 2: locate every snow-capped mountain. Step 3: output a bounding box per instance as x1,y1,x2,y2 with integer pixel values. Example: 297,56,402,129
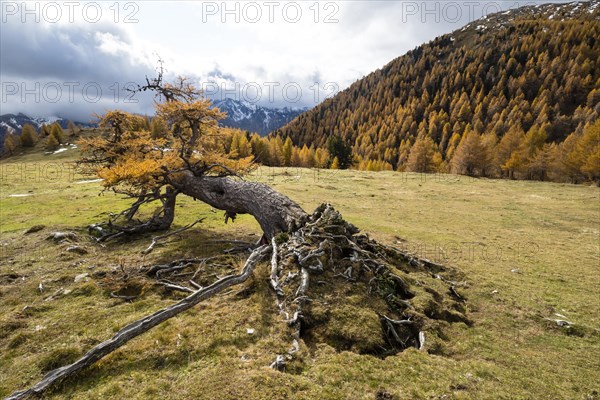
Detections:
0,113,94,148
1,113,61,134
212,98,308,136
0,100,307,149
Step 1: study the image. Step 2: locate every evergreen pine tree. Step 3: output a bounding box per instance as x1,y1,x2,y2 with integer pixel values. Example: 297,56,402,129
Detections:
327,135,352,169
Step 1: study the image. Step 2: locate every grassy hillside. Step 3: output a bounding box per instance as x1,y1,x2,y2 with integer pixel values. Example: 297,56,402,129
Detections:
1,144,599,399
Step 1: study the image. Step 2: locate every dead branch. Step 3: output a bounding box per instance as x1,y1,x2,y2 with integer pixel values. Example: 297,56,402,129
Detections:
141,218,205,255
110,292,139,301
6,245,271,400
157,280,195,293
418,331,425,350
189,280,203,290
145,257,215,277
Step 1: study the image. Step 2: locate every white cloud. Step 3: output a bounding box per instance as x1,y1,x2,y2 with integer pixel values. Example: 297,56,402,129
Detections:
1,0,567,118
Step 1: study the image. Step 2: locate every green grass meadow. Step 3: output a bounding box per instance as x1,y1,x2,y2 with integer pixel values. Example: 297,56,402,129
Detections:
0,144,599,399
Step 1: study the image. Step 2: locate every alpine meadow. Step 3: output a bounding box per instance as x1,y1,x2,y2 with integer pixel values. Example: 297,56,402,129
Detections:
0,1,598,400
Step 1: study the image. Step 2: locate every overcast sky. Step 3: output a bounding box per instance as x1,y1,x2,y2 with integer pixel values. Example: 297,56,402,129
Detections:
0,0,564,121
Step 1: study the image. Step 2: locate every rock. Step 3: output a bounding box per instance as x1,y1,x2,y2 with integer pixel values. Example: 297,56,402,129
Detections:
88,224,104,237
554,319,572,327
47,232,77,242
66,245,88,255
44,288,65,302
74,273,89,283
544,317,573,327
376,390,395,400
25,225,46,234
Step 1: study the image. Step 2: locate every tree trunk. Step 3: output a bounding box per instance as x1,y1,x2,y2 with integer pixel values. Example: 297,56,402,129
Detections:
176,172,308,240
103,187,178,240
153,186,178,230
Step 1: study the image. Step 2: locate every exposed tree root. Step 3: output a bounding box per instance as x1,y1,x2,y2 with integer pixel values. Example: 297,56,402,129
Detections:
266,204,470,365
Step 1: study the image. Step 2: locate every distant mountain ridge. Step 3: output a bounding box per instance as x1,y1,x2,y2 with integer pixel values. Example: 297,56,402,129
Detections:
0,113,79,133
0,99,307,149
0,113,95,148
212,98,307,136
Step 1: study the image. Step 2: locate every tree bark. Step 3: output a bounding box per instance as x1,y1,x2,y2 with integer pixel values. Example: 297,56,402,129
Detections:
154,186,178,230
176,172,308,240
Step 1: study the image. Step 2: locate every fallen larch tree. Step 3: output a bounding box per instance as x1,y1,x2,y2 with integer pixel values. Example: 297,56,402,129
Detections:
7,73,470,399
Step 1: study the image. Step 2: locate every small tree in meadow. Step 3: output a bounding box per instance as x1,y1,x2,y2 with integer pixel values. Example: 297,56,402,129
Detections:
19,124,38,147
45,133,60,151
67,120,78,135
406,136,438,173
3,133,18,155
50,123,66,144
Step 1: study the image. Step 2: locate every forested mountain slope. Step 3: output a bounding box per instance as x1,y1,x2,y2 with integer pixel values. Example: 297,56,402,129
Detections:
273,1,600,181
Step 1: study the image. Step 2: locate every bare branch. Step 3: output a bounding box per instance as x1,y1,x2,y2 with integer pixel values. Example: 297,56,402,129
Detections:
141,218,205,255
6,245,271,400
157,281,195,293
